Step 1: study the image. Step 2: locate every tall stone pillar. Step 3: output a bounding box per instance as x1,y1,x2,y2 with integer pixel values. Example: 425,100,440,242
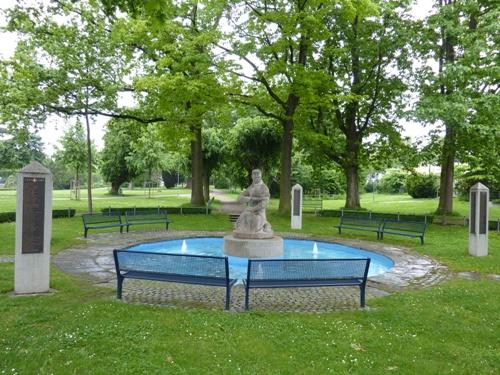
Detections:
469,182,489,257
291,184,303,229
15,161,53,294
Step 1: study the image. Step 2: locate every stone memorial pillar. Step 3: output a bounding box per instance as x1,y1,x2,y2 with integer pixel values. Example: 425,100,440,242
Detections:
291,184,303,229
469,182,489,257
15,161,53,294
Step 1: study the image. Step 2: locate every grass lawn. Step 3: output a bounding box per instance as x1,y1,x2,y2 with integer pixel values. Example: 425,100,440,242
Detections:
0,193,499,374
0,187,193,213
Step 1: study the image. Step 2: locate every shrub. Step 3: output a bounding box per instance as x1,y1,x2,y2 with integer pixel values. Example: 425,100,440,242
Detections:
406,173,439,198
377,170,409,194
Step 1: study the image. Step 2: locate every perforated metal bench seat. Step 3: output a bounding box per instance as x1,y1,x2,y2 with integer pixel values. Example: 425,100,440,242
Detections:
82,214,125,238
125,210,171,232
335,216,383,238
243,258,371,310
380,220,427,244
113,250,237,310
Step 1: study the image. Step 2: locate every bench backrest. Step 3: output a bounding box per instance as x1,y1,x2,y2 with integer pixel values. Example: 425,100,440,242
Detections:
247,258,370,282
82,214,122,225
340,216,381,227
113,250,230,280
382,220,426,233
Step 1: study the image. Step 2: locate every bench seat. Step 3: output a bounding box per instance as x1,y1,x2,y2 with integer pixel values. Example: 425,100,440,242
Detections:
380,220,427,244
125,210,171,232
113,250,236,310
335,216,382,238
82,214,125,238
244,258,371,310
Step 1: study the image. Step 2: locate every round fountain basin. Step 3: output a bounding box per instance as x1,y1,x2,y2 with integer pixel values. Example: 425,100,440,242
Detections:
127,237,394,281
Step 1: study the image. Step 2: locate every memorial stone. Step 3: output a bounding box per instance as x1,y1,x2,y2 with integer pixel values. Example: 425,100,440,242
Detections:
469,182,489,257
291,184,303,229
15,161,53,294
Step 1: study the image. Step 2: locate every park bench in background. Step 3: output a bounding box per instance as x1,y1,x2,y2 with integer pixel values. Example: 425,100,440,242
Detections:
243,258,371,310
113,250,237,310
302,196,323,215
380,220,427,244
335,216,383,238
82,213,125,238
125,209,171,232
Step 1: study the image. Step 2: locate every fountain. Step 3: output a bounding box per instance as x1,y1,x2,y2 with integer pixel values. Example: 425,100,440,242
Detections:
223,169,283,258
181,240,187,254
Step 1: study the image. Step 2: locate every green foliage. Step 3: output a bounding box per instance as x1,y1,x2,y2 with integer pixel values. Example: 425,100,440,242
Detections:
44,157,73,189
455,164,500,200
57,120,87,181
377,170,409,194
227,117,282,186
406,173,439,199
100,120,141,194
126,126,166,178
0,126,45,169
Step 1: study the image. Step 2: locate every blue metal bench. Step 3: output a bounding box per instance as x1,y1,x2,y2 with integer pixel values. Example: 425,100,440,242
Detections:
243,258,371,310
380,220,427,244
82,213,125,238
125,209,171,232
335,216,383,238
113,250,237,310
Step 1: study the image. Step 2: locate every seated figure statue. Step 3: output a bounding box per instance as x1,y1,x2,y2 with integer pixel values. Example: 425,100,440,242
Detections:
234,169,273,239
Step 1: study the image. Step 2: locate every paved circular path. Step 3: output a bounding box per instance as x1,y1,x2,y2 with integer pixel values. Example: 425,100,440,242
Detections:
54,230,452,312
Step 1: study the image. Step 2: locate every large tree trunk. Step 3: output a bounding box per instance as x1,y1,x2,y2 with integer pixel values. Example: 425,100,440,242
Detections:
437,124,455,215
110,181,121,195
279,118,293,214
84,111,93,214
344,164,361,209
203,166,210,202
190,124,205,205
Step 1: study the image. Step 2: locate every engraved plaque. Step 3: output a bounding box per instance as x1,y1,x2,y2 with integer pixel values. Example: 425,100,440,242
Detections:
479,192,487,234
470,191,476,234
22,177,45,254
293,189,301,216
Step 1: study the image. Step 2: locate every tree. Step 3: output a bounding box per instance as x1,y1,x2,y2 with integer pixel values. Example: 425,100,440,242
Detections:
228,117,282,187
202,127,227,202
100,119,141,195
106,0,228,206
126,126,166,198
1,0,130,213
301,0,414,209
223,0,330,214
0,126,45,169
58,120,87,199
416,0,499,214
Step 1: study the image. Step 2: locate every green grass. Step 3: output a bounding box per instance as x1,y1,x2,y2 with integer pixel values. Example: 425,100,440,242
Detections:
0,187,192,213
1,192,499,374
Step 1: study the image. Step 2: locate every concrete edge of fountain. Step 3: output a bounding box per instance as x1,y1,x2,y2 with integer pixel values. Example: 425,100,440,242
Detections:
223,234,283,258
53,229,451,294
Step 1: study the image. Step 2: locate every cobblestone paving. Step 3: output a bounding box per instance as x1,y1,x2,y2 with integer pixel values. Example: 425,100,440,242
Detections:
53,229,458,312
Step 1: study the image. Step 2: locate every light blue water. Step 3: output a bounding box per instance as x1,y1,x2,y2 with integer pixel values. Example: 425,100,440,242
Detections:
127,237,394,281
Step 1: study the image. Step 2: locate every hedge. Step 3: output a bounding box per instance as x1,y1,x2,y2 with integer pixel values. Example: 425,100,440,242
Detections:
319,209,434,223
101,206,212,215
0,209,76,223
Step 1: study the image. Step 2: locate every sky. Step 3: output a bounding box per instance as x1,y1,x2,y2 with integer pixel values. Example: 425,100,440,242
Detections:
0,0,436,156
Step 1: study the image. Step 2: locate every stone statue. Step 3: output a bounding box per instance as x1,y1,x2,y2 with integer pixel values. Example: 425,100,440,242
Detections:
234,169,273,239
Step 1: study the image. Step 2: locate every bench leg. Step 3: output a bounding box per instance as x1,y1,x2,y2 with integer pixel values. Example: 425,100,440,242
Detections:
420,236,424,245
338,227,341,235
120,226,123,234
244,287,250,311
126,225,130,233
165,222,169,231
84,228,89,238
359,284,366,308
225,286,231,310
117,275,124,299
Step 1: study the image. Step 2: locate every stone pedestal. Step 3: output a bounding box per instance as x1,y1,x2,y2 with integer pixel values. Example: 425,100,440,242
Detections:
223,235,283,258
469,183,489,257
15,161,53,294
291,184,303,229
